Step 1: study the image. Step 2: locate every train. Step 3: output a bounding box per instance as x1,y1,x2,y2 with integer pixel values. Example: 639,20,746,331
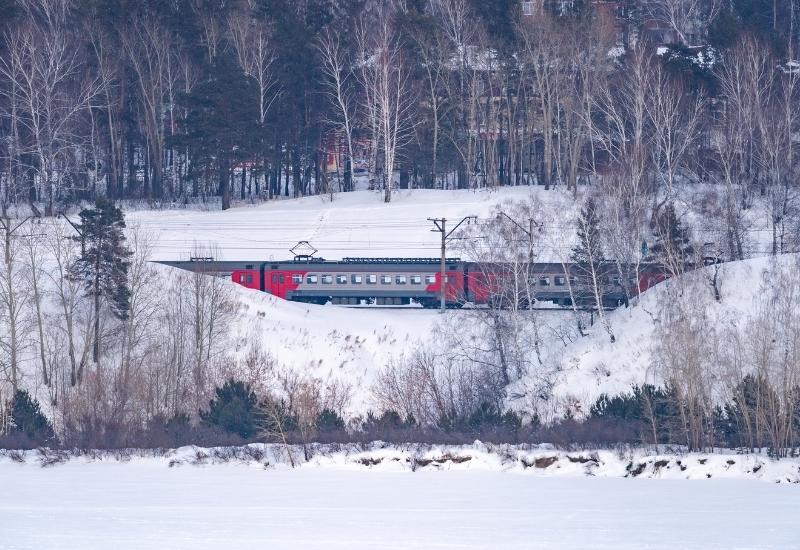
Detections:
225,257,667,309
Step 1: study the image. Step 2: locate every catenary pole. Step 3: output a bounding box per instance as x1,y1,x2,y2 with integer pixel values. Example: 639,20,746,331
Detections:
428,216,476,312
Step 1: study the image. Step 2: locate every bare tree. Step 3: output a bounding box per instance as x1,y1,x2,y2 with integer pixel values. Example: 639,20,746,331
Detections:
0,0,100,214
714,36,773,259
432,0,482,189
183,250,237,411
652,275,718,451
646,63,705,203
229,6,280,130
453,199,547,386
317,27,358,193
356,8,416,202
646,0,722,45
407,21,451,189
0,214,30,391
122,18,173,199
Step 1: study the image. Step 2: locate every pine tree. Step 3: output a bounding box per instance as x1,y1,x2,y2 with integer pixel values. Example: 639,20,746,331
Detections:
10,390,55,446
571,197,605,307
69,197,131,371
200,380,262,439
316,408,345,433
650,202,693,276
178,54,261,210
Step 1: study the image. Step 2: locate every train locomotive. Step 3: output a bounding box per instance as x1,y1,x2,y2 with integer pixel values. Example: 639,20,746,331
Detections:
228,257,667,309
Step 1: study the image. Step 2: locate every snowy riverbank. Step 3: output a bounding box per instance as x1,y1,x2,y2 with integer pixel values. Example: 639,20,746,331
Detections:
3,442,799,483
2,444,799,550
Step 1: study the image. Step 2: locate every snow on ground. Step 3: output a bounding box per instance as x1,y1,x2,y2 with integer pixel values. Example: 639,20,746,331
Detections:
226,281,437,413
129,187,789,416
129,188,577,262
522,254,798,414
1,444,799,550
139,188,579,415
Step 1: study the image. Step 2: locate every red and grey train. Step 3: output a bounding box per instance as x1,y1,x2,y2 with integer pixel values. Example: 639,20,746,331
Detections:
223,257,667,309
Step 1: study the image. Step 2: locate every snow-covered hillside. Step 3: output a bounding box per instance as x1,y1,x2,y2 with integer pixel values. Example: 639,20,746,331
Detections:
523,254,799,415
137,188,793,418
225,281,438,413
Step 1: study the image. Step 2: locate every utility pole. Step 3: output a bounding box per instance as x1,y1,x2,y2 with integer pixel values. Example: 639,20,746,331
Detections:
496,212,541,263
428,216,476,312
59,213,86,255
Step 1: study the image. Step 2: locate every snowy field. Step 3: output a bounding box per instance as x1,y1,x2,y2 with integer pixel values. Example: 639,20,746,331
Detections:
129,188,574,261
1,460,798,550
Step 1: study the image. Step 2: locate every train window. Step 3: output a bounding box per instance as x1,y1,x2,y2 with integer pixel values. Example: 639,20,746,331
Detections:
279,274,285,284
555,276,566,286
246,275,253,284
336,275,347,284
366,274,377,284
292,274,302,284
306,275,318,284
411,275,422,285
321,275,333,284
396,275,407,285
381,275,392,284
351,274,363,284
425,274,436,284
539,276,550,286
272,274,279,283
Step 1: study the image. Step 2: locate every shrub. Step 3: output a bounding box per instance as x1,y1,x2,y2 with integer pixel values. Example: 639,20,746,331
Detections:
9,390,55,446
199,380,262,439
316,408,345,433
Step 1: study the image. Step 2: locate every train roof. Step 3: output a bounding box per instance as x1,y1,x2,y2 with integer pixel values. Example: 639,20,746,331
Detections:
157,258,667,277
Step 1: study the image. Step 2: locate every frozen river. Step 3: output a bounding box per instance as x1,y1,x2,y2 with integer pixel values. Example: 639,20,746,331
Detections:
1,462,798,549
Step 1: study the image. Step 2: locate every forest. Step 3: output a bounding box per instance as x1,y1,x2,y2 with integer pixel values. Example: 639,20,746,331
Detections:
0,0,797,220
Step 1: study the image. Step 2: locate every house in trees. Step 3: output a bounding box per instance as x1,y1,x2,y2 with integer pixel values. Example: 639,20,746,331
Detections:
640,18,680,47
322,130,370,179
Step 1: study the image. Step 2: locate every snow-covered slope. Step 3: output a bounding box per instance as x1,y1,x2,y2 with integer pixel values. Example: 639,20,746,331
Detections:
524,255,797,415
226,281,438,413
135,188,792,418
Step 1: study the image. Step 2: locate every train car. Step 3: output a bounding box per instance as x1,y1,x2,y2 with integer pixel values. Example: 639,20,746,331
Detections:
231,257,668,310
234,258,465,308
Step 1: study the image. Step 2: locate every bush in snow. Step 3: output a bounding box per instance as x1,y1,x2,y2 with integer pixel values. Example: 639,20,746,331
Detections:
9,390,56,447
316,408,345,433
200,380,262,439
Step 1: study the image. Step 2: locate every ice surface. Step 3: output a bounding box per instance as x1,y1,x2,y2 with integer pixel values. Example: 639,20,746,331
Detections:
1,457,798,550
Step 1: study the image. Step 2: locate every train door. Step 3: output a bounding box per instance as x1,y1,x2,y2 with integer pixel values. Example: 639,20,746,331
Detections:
267,269,289,298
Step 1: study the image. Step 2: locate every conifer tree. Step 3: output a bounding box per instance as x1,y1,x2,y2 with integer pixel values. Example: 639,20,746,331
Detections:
69,197,131,370
571,197,614,341
571,197,605,306
650,202,693,276
200,380,262,439
10,390,55,446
